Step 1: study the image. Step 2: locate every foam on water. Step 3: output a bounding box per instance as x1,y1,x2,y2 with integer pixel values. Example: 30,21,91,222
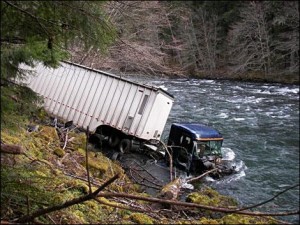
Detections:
219,170,246,184
217,112,229,118
222,147,236,161
276,87,299,94
232,117,245,121
213,160,247,184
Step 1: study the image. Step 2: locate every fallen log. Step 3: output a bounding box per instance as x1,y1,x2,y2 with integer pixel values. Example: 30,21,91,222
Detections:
1,143,24,154
157,177,183,201
151,177,184,209
151,168,221,210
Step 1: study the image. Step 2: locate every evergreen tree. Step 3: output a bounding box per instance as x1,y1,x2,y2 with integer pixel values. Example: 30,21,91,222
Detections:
1,1,116,80
1,1,116,129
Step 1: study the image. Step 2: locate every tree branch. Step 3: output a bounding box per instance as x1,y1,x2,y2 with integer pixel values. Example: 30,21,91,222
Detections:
97,192,299,217
186,168,218,183
1,37,26,44
229,184,300,213
16,174,120,223
159,140,173,181
4,1,50,36
85,126,92,194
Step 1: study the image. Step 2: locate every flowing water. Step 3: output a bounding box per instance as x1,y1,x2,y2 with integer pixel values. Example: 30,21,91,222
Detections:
126,75,299,223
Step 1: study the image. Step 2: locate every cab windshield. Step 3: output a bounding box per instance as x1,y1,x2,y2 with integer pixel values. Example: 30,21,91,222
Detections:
196,140,222,157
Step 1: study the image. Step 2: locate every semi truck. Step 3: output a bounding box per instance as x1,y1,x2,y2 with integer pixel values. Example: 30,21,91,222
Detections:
20,61,235,177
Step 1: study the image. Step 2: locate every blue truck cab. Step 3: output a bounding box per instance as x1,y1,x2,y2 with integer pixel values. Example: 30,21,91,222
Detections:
166,123,233,177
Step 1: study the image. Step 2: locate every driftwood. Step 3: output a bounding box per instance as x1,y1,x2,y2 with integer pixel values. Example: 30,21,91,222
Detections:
0,143,24,154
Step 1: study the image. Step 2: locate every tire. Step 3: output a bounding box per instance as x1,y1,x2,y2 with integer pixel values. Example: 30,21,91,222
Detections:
119,139,132,153
108,134,120,148
111,152,121,160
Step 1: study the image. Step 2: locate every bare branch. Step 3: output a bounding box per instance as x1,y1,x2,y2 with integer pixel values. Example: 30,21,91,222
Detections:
97,192,299,217
186,168,218,183
228,183,300,213
85,126,92,194
159,140,173,181
16,174,120,223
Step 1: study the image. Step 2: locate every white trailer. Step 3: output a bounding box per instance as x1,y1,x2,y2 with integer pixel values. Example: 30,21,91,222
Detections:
20,61,174,151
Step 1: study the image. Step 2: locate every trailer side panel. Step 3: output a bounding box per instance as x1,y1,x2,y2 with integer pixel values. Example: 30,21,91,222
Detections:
20,61,174,141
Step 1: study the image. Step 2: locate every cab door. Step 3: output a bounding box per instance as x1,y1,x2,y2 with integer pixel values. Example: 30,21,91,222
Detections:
175,133,193,167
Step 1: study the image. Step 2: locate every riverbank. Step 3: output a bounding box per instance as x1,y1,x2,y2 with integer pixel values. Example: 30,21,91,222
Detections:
97,64,299,85
190,71,299,85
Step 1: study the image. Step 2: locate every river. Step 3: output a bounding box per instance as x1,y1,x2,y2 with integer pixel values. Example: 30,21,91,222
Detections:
124,75,299,223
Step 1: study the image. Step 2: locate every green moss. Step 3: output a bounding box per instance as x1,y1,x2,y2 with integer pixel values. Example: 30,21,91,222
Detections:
88,156,109,175
1,130,26,144
37,126,59,143
199,217,220,224
186,187,238,208
54,148,65,157
120,209,132,218
220,214,279,224
130,213,154,224
36,108,48,121
68,132,87,150
76,147,128,183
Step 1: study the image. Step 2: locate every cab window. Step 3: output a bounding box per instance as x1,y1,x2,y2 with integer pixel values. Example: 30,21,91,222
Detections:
196,141,222,157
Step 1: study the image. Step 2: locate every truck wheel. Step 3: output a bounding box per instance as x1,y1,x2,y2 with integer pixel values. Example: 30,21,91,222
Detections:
108,134,120,148
111,152,121,160
119,139,132,153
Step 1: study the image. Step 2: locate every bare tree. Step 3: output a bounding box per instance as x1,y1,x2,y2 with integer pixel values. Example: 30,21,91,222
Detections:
69,1,193,76
93,1,176,76
273,1,299,74
192,7,219,74
228,1,274,76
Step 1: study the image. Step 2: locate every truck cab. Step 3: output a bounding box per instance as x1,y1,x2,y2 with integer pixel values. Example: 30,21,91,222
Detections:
167,123,233,177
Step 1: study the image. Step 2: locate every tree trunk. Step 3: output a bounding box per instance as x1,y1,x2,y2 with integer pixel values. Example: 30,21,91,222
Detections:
1,143,24,154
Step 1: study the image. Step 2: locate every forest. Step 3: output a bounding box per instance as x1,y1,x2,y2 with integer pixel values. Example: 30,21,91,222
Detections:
71,1,299,84
1,1,299,84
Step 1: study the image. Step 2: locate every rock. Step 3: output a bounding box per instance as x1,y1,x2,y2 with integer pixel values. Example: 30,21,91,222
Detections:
27,124,39,132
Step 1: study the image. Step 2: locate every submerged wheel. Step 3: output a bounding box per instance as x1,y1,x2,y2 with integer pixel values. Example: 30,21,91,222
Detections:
119,139,132,153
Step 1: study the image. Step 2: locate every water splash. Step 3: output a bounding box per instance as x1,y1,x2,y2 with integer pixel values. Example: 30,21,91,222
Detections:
222,147,236,161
